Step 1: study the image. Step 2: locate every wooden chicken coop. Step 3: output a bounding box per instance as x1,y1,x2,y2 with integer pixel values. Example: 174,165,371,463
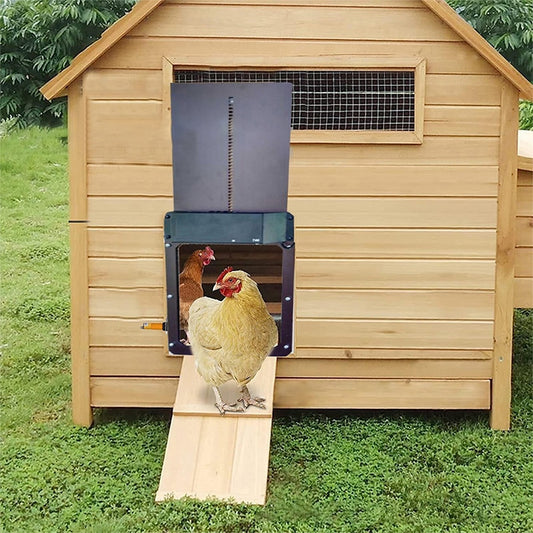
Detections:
42,0,533,441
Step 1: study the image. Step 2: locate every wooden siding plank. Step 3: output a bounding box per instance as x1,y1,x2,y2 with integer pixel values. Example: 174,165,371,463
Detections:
90,318,166,346
425,74,501,106
87,164,499,198
89,377,490,410
296,228,497,259
293,348,492,360
89,288,165,318
129,5,461,41
83,69,163,100
514,277,533,308
88,197,498,229
87,101,171,165
296,258,495,290
90,348,492,378
87,228,497,261
87,164,172,196
91,377,178,407
491,82,519,430
87,197,172,227
96,39,497,75
90,347,179,376
277,358,493,378
88,228,163,258
517,186,533,216
516,218,533,247
515,248,533,278
89,258,165,287
296,289,495,320
295,319,494,350
89,317,493,350
289,197,497,228
289,166,499,197
274,378,491,409
291,138,499,166
424,106,500,137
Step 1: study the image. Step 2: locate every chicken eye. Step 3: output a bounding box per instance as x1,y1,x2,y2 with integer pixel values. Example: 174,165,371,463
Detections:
228,277,235,283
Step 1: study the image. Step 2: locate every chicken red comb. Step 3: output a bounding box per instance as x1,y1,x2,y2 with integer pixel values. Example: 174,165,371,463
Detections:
216,266,233,285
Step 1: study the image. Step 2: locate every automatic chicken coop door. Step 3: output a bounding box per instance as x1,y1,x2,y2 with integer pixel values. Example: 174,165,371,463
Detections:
163,82,295,357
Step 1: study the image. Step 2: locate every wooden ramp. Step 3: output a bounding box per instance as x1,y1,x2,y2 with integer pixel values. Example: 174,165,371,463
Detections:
156,356,277,505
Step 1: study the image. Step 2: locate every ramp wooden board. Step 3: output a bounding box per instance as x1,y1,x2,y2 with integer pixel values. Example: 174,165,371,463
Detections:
156,356,277,505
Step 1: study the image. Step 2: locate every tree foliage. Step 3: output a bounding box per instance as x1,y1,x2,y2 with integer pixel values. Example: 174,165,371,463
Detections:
0,0,136,128
448,0,533,82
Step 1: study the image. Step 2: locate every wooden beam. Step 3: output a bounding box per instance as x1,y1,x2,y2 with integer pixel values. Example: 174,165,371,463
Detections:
491,81,519,430
68,78,92,427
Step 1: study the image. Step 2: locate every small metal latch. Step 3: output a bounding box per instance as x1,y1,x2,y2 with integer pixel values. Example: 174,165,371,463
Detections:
141,322,167,331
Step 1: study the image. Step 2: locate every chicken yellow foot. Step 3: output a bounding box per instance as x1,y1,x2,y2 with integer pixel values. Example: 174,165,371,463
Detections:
238,385,266,410
213,386,244,415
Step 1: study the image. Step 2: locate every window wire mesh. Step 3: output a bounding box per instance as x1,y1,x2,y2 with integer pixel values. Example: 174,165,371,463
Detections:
174,70,415,131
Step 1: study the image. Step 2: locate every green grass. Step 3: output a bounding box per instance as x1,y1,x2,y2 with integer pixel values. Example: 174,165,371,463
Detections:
1,126,532,533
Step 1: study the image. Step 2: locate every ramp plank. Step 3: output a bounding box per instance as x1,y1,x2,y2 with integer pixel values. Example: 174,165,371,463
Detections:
156,357,277,504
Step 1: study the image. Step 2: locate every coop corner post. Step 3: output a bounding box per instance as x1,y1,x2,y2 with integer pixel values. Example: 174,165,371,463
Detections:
490,81,519,431
68,77,93,428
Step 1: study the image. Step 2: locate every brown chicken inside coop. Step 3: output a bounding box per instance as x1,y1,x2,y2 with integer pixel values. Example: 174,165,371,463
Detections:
178,246,215,342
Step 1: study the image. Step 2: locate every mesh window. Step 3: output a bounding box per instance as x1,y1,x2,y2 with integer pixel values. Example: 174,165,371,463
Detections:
174,70,415,131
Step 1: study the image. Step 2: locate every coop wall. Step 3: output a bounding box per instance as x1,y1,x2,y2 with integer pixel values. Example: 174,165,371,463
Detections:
515,167,533,308
68,0,518,423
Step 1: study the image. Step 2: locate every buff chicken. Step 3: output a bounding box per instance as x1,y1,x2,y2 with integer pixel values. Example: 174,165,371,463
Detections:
187,267,278,414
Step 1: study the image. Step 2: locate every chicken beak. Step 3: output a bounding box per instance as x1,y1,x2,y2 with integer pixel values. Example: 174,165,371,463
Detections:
213,282,221,292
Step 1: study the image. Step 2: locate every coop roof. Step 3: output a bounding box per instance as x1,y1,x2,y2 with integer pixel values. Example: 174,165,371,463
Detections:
41,0,533,101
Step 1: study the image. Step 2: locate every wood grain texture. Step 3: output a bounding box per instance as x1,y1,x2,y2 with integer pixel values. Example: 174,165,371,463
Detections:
290,165,499,197
87,197,172,227
89,377,490,410
288,197,498,228
174,357,277,417
274,378,491,409
96,38,497,75
89,288,165,318
295,319,494,350
491,82,519,430
86,164,499,198
88,228,163,258
295,228,497,259
514,277,533,308
515,248,533,278
424,106,499,137
156,357,276,504
296,289,495,320
129,4,460,41
292,348,492,360
91,376,178,407
296,258,495,290
68,78,92,427
516,218,533,247
87,164,172,196
90,349,492,378
83,69,163,100
89,258,165,287
90,347,179,376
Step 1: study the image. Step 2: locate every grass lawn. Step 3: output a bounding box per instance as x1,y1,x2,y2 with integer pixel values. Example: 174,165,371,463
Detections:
1,126,532,533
